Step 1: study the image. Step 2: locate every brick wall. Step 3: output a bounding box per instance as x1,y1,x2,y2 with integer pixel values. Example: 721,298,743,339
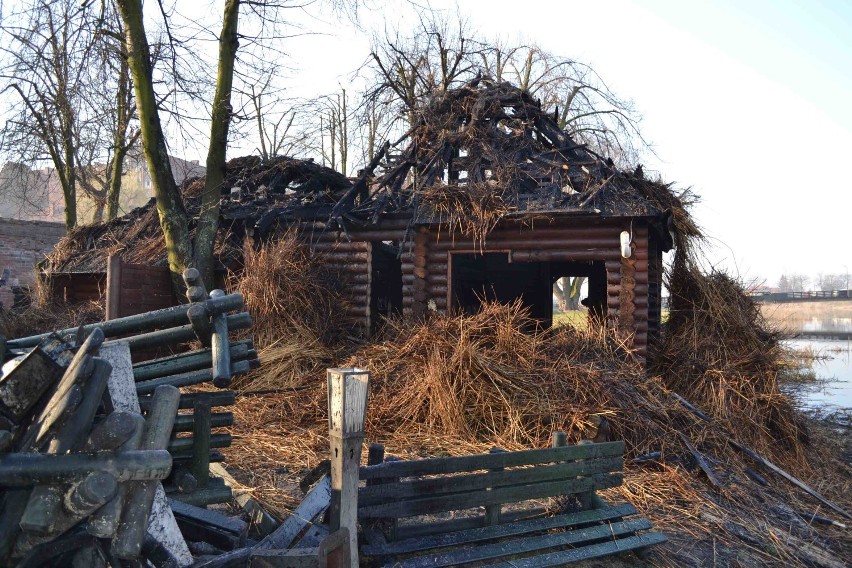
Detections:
0,217,66,309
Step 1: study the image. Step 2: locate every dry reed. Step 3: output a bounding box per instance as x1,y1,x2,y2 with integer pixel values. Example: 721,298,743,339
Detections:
228,232,350,390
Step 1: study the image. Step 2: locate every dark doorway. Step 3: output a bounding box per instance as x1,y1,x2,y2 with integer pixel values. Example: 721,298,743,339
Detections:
370,242,403,333
451,252,552,327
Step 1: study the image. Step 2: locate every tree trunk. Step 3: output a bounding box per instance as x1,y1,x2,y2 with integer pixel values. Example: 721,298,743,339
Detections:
552,282,566,311
116,0,192,288
195,0,240,289
107,56,133,221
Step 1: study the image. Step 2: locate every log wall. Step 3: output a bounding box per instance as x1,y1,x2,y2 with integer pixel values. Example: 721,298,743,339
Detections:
354,218,655,357
105,256,176,319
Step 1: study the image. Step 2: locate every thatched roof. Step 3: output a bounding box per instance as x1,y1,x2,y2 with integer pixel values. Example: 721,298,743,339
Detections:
44,80,694,274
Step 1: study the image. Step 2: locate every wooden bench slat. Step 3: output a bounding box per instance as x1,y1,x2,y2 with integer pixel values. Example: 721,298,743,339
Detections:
362,503,637,556
359,442,625,480
358,457,622,505
387,518,654,568
358,473,623,519
488,532,668,568
393,507,549,541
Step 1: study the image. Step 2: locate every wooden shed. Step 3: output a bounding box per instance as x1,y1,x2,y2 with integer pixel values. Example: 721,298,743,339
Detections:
284,80,681,359
41,80,686,360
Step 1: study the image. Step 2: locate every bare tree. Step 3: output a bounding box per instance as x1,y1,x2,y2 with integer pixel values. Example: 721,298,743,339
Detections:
115,0,360,287
778,273,810,293
479,42,647,165
360,13,647,170
0,0,140,227
815,273,847,291
0,0,100,229
553,276,585,311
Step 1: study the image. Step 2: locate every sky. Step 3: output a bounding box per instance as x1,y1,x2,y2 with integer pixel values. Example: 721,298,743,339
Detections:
2,0,849,287
277,0,852,288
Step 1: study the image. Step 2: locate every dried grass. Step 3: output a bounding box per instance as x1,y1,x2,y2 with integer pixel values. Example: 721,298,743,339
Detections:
228,232,349,390
224,298,849,567
654,256,809,464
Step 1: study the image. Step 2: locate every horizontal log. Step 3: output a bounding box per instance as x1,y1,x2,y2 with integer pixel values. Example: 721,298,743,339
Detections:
9,294,245,348
509,251,623,262
135,360,251,395
167,434,231,453
431,239,622,251
133,339,254,381
427,274,448,285
431,227,625,241
346,306,369,318
315,254,370,265
430,285,448,296
172,412,234,433
139,391,236,412
171,450,225,464
0,450,172,485
122,312,252,352
327,230,407,241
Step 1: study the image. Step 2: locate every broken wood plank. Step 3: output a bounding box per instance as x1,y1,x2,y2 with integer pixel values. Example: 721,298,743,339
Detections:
673,392,851,520
677,432,723,489
256,475,331,550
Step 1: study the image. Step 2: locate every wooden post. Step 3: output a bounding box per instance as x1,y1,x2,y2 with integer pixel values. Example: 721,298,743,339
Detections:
327,368,369,568
485,447,505,526
182,268,207,304
192,395,212,488
106,255,123,320
209,290,231,387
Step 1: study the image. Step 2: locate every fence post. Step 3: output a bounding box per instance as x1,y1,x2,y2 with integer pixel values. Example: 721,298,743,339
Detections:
327,368,369,568
106,255,122,320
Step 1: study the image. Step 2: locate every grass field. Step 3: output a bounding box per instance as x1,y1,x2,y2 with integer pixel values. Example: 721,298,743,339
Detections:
759,299,852,332
552,310,586,329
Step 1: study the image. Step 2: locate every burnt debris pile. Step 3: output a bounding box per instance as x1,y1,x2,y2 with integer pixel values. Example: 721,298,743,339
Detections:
0,270,260,566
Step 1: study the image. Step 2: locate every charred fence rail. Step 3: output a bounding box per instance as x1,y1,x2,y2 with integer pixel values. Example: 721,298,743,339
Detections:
0,269,263,565
4,268,257,508
0,328,178,566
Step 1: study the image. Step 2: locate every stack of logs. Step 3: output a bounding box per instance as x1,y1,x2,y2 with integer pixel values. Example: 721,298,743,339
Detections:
0,269,260,566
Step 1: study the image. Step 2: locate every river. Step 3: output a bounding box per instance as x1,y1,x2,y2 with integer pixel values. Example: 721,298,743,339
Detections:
766,302,852,415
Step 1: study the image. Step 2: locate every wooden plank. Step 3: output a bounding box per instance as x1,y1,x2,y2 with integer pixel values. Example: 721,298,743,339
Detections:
256,475,331,550
358,474,623,519
387,519,654,568
391,507,548,541
168,498,247,550
487,531,668,568
358,457,622,505
361,503,637,556
359,442,624,480
106,255,122,321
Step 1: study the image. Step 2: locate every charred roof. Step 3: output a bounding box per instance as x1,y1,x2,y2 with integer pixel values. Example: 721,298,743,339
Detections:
44,80,695,274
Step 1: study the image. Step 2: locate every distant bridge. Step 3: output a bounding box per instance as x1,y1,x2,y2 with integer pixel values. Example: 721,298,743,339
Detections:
755,289,851,303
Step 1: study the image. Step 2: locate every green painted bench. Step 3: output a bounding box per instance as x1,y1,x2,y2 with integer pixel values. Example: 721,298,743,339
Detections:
357,439,665,567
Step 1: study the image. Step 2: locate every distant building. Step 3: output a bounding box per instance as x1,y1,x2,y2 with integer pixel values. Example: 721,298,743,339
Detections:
0,153,206,224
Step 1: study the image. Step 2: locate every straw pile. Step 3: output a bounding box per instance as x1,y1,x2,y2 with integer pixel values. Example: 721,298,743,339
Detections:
224,299,850,566
228,231,350,391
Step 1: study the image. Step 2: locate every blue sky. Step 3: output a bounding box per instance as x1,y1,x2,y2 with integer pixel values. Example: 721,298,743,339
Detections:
281,0,851,286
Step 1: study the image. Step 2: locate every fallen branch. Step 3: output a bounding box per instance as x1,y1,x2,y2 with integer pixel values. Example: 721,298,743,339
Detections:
672,393,851,520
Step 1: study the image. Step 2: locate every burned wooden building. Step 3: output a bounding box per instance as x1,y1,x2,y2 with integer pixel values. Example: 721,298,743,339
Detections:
43,80,690,359
296,81,684,358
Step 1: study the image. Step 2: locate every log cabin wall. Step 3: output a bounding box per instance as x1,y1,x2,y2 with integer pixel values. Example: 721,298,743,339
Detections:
402,218,655,358
45,272,106,304
296,216,660,358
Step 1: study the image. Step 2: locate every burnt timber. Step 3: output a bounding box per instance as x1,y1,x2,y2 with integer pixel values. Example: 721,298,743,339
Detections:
44,79,690,360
